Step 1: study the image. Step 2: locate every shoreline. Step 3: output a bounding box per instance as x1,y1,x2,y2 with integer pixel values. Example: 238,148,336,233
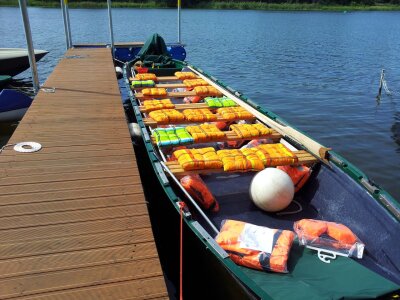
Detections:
0,1,400,11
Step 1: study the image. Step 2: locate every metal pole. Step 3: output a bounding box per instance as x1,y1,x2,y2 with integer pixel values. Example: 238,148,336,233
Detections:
107,0,115,58
65,0,73,48
60,0,70,49
18,0,40,93
177,0,181,43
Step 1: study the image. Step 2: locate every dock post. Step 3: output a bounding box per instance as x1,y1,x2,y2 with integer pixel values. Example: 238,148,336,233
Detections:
64,0,73,48
177,0,181,43
18,0,40,93
107,0,115,58
60,0,70,49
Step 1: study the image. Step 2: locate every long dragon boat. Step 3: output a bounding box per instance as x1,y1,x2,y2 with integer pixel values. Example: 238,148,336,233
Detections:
120,35,400,300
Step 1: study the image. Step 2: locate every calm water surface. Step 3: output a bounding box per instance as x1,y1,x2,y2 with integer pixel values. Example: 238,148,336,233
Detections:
1,8,399,199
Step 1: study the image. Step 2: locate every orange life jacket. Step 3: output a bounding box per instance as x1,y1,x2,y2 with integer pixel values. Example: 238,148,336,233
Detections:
180,175,219,212
216,220,295,273
294,219,359,250
277,165,311,192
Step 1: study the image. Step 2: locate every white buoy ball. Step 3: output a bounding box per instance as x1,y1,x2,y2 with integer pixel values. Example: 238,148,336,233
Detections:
250,168,294,212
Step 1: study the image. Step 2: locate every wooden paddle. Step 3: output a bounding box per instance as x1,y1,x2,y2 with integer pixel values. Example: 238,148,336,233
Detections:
187,66,331,164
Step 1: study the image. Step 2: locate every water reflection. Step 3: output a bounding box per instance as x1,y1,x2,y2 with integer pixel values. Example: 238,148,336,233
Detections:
391,112,400,153
0,121,18,147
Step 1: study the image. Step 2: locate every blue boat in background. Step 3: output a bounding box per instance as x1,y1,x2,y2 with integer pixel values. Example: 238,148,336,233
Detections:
0,89,32,122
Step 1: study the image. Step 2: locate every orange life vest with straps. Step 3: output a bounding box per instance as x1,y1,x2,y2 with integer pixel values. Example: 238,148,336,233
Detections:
215,220,295,273
294,219,359,250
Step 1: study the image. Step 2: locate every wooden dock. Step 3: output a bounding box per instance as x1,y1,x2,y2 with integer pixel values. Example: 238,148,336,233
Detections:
0,48,168,299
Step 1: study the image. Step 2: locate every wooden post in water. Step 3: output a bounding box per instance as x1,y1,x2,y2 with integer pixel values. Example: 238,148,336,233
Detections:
377,69,385,100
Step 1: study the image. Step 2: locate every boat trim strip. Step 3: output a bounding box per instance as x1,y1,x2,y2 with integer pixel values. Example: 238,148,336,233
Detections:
191,221,229,259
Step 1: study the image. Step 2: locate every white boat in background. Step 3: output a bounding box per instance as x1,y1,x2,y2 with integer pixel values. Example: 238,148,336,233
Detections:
0,48,48,77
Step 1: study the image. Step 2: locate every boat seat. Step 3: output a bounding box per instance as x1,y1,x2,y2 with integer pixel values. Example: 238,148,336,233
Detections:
166,150,317,176
140,102,209,113
135,88,222,100
133,83,186,90
129,75,200,83
151,129,282,146
144,114,255,127
140,101,238,113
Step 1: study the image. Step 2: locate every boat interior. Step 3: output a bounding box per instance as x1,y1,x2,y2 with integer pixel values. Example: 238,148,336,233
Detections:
126,62,400,299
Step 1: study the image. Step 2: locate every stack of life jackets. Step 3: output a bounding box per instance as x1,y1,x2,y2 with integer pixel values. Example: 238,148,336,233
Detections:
153,127,193,147
277,165,311,192
194,86,223,97
182,109,217,122
217,148,265,172
230,123,272,139
131,80,155,88
148,109,185,124
294,219,364,258
135,73,157,81
241,138,272,149
204,97,237,108
183,96,202,104
217,107,254,121
142,88,168,97
186,124,225,143
175,71,197,80
142,99,175,112
180,175,219,212
255,144,298,167
173,147,223,171
183,79,208,88
215,220,295,273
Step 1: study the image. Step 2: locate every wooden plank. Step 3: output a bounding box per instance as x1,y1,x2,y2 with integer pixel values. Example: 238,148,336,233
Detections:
0,228,154,260
0,242,158,280
144,114,255,127
0,185,143,206
0,215,151,243
0,48,167,299
151,129,282,146
18,278,168,300
0,203,148,230
135,90,197,100
130,75,197,82
166,150,317,176
140,102,209,113
0,195,142,218
0,258,163,299
132,83,186,90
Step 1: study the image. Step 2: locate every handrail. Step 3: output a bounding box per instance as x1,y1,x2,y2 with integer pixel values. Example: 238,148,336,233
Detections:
177,0,181,43
107,0,115,58
60,0,71,49
64,0,73,48
18,0,40,93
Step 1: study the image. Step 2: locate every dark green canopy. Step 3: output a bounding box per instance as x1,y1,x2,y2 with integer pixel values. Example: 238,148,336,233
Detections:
137,33,170,61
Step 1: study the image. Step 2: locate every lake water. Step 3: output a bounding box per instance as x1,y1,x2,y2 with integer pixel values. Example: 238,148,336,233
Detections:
1,8,400,199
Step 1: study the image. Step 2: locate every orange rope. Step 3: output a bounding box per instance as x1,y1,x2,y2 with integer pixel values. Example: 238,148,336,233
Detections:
179,201,185,300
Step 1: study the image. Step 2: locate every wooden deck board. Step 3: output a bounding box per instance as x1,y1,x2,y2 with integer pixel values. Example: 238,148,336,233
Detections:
0,48,168,299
